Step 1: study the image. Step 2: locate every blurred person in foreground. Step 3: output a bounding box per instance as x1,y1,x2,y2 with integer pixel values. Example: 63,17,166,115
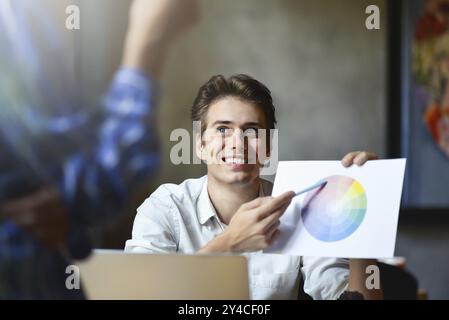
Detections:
0,0,198,299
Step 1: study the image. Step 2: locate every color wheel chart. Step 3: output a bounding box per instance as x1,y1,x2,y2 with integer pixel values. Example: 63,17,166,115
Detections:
301,175,367,242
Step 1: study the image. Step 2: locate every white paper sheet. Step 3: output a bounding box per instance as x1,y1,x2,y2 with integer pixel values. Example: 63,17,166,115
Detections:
266,159,406,258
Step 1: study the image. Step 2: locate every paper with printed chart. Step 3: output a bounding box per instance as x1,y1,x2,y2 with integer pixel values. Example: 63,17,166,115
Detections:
265,159,406,258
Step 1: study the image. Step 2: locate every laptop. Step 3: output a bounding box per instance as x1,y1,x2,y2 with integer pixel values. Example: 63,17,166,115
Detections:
76,249,249,300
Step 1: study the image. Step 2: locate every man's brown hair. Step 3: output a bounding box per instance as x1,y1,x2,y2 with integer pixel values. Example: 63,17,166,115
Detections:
191,74,277,133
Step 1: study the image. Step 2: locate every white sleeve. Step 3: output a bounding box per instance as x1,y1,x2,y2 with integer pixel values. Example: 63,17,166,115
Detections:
301,256,349,300
124,195,179,254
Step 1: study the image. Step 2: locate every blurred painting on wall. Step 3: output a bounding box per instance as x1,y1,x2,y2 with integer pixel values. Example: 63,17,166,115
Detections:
397,0,449,209
413,0,449,158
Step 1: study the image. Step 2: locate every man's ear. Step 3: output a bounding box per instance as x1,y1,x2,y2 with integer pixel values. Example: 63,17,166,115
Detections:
195,133,206,161
267,128,274,159
257,129,272,164
259,145,271,167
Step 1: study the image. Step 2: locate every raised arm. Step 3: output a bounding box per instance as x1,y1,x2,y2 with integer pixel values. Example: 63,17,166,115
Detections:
62,0,199,257
0,0,199,258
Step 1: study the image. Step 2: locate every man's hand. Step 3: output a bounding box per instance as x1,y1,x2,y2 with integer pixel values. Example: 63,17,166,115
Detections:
123,0,200,78
0,188,68,249
199,191,295,253
341,151,379,167
341,151,383,299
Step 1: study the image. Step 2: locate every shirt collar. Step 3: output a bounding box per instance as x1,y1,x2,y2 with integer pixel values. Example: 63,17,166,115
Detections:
197,176,216,225
197,176,267,225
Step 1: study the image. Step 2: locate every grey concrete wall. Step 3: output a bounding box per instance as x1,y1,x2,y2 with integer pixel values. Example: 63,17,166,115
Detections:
396,224,449,299
160,0,387,183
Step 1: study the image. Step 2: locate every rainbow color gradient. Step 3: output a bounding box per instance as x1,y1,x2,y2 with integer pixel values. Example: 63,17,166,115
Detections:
301,175,367,242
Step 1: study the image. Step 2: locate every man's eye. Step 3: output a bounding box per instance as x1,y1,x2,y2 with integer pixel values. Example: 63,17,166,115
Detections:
244,127,258,135
217,127,230,134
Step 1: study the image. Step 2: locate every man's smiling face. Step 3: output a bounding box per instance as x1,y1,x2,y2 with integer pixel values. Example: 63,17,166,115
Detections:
197,96,269,186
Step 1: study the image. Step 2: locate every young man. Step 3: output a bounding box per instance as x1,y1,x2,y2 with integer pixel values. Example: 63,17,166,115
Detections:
125,75,383,300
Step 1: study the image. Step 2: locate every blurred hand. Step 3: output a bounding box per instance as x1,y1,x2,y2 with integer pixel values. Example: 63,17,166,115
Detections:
0,188,68,249
129,0,199,43
123,0,200,77
341,151,379,167
213,191,295,253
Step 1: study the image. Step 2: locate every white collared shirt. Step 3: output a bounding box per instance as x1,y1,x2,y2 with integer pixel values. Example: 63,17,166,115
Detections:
125,176,349,300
